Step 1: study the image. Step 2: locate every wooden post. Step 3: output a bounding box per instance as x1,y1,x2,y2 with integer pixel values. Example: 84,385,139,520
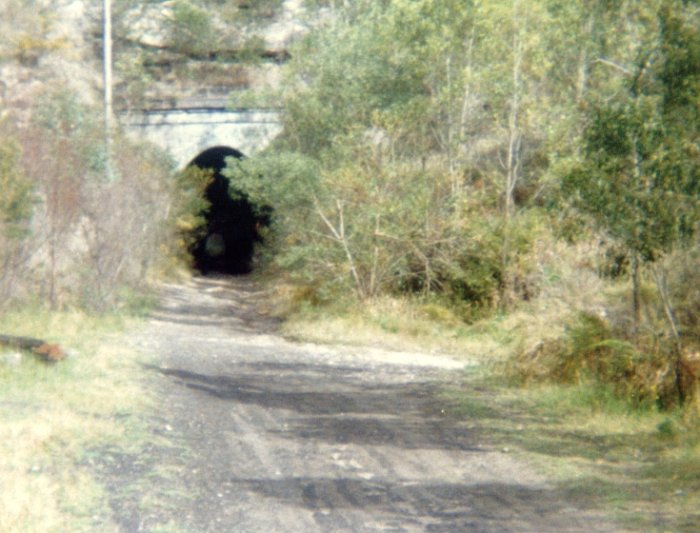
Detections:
103,0,114,181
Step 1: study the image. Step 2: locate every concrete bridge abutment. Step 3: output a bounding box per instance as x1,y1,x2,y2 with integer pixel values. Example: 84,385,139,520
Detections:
119,107,282,168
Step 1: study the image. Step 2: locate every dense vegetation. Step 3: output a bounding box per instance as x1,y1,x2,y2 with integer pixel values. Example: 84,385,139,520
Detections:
0,0,227,311
227,0,700,409
0,90,208,311
0,2,697,529
0,0,697,407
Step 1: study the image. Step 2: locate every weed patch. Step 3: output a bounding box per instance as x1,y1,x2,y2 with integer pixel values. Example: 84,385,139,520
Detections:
0,309,151,531
279,294,504,360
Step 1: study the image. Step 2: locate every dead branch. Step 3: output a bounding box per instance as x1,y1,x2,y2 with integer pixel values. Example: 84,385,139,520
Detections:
0,334,67,363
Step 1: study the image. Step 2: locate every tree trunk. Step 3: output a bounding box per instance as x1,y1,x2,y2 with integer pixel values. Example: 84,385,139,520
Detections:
631,254,641,332
652,264,686,405
501,0,523,309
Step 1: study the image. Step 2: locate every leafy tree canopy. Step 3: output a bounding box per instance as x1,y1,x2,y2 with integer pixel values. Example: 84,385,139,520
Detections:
563,0,699,262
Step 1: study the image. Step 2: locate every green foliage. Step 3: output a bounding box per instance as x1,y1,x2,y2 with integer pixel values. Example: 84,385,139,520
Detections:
280,1,449,158
562,1,700,264
514,311,683,408
171,166,214,258
34,89,90,136
228,87,281,109
656,417,677,438
218,0,696,341
237,35,267,63
563,96,698,262
168,0,219,57
563,313,638,383
559,1,699,372
231,0,565,309
0,129,35,308
227,138,539,309
224,150,323,280
0,136,33,240
115,52,155,111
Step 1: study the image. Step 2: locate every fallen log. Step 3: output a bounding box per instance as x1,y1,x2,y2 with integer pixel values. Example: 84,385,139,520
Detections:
0,334,67,363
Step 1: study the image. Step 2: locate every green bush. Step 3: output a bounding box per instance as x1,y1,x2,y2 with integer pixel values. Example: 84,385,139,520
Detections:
171,166,214,263
169,0,219,57
514,312,681,409
0,132,34,307
0,136,33,240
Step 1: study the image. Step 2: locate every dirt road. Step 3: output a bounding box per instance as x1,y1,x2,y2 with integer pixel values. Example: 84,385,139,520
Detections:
101,276,617,532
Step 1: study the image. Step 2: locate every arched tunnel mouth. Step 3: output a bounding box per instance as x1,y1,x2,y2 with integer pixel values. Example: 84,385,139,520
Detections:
187,146,266,275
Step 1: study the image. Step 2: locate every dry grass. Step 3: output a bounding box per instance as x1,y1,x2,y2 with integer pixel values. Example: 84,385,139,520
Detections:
440,379,700,532
279,273,700,530
0,308,150,531
278,293,505,362
272,237,617,362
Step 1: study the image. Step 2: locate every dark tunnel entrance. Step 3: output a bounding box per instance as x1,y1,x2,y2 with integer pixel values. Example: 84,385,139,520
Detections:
188,146,263,275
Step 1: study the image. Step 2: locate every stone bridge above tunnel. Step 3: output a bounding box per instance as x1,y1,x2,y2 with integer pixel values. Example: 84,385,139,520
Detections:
119,104,282,168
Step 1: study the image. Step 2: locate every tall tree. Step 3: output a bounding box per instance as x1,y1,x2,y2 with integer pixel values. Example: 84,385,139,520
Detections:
562,0,699,397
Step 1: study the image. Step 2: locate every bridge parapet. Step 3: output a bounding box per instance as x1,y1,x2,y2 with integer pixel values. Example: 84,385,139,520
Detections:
119,107,282,168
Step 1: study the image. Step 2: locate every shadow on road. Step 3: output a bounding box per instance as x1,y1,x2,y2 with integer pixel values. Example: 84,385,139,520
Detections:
142,362,608,531
147,362,479,452
229,476,589,532
113,277,618,532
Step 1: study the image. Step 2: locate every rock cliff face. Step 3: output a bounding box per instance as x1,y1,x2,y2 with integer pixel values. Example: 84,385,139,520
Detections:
0,0,101,116
0,0,310,115
112,0,310,109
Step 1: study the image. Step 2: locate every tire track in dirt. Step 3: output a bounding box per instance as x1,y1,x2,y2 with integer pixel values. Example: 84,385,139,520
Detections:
103,275,618,532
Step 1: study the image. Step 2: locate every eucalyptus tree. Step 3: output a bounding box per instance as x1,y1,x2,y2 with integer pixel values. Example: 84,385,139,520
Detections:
562,0,699,399
230,0,563,305
240,0,500,301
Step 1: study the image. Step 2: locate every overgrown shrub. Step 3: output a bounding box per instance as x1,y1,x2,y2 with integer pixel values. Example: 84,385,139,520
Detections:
0,90,195,312
669,243,700,343
226,136,544,313
514,311,683,409
168,0,219,57
171,165,213,266
0,130,34,307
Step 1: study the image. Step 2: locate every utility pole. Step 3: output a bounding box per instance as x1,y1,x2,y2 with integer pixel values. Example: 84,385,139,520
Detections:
103,0,114,180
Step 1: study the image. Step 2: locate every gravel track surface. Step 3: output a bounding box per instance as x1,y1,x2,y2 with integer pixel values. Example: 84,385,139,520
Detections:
100,276,617,532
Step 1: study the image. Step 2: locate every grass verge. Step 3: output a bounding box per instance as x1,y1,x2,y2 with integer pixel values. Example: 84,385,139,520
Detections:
277,293,510,361
442,378,700,532
0,307,151,531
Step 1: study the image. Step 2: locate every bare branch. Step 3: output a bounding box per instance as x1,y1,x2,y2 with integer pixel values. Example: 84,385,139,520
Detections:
593,57,633,76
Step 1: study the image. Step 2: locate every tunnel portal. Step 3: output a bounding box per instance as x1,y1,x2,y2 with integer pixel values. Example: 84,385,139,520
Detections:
188,146,262,275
